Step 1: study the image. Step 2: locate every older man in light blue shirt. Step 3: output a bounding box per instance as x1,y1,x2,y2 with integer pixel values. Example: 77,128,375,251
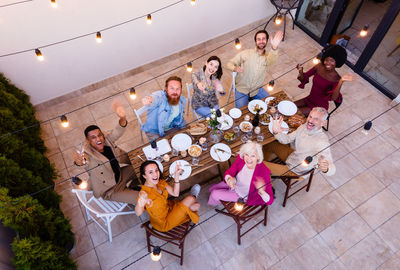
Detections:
141,76,186,141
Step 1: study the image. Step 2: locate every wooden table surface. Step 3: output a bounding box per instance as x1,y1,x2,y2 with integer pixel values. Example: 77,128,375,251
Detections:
128,91,305,180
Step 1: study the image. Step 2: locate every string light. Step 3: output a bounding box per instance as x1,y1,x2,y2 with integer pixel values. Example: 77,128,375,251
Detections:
129,87,137,100
147,14,152,24
35,49,44,61
234,198,245,211
190,0,196,6
362,121,372,135
150,246,162,261
186,62,193,72
301,156,313,167
267,80,275,91
60,115,69,128
274,14,282,25
312,54,321,65
96,32,102,43
50,0,57,8
360,24,369,37
234,38,241,50
72,176,88,189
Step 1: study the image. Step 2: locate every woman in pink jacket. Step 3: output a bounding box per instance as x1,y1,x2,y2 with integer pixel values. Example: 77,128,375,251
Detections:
208,142,274,206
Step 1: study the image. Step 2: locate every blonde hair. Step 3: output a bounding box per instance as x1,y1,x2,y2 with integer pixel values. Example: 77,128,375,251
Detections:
238,141,263,164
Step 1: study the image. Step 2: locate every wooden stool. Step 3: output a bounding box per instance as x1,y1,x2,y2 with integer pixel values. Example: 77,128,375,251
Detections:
141,221,194,265
215,201,268,245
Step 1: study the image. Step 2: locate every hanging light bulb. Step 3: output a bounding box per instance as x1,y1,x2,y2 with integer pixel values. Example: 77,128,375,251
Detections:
360,24,369,37
312,52,322,65
50,0,57,8
60,115,69,128
234,198,245,211
72,176,88,189
302,156,313,167
150,246,162,261
267,80,275,92
35,49,44,61
186,62,193,72
190,0,196,6
147,14,152,24
129,87,137,100
362,121,372,135
96,32,102,43
275,14,283,25
234,38,241,50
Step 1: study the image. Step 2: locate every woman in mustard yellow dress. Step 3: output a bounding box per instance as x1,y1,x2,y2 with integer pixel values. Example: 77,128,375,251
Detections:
135,160,201,232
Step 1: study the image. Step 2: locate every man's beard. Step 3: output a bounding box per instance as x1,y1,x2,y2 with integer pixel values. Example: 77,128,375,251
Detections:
167,94,180,105
256,43,266,50
305,122,319,135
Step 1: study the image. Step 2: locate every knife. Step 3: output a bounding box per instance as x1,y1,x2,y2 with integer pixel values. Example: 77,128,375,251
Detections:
214,148,222,161
216,148,234,156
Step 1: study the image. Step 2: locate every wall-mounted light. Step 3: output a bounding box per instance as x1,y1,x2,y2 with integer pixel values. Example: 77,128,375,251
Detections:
147,14,152,24
60,115,69,128
96,32,102,43
235,38,241,50
35,49,44,61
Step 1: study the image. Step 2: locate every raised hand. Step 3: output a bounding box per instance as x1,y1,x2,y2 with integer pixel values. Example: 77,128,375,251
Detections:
272,115,284,134
142,95,153,106
318,155,329,173
234,66,244,73
341,73,355,82
197,81,207,91
112,100,126,119
174,162,183,180
73,151,88,166
270,31,283,50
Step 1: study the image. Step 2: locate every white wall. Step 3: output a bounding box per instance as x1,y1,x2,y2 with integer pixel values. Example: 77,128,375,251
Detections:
0,0,274,105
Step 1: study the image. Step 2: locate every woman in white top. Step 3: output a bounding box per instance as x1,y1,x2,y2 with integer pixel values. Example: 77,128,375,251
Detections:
208,142,274,206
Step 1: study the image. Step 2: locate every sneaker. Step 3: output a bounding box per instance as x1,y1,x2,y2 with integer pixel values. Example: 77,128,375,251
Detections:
190,184,201,199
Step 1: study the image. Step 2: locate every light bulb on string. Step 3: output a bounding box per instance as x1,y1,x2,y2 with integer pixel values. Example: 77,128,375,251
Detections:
50,0,57,8
186,62,193,72
35,49,44,61
267,80,275,92
150,246,162,261
129,87,137,100
96,32,102,43
274,14,282,25
190,0,196,6
234,198,245,211
147,14,152,24
301,156,313,167
362,121,372,135
360,24,369,37
72,176,88,189
234,38,241,50
60,115,69,128
312,52,322,65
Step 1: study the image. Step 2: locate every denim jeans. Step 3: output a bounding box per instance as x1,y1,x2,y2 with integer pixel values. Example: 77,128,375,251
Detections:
234,87,269,108
195,105,220,118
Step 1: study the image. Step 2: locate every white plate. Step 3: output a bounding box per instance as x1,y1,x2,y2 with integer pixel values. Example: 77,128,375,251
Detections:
248,100,267,114
265,96,275,106
239,121,253,133
268,120,289,134
171,133,192,151
229,108,242,119
277,100,297,116
217,114,233,130
210,143,231,162
169,160,191,180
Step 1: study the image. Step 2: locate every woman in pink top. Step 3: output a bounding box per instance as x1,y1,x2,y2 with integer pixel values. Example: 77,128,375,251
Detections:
295,45,353,116
208,142,274,206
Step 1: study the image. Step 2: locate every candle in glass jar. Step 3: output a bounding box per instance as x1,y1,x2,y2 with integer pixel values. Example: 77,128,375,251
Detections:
180,150,187,157
254,126,261,134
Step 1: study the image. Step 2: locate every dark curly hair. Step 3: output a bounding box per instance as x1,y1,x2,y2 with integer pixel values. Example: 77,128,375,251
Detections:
321,44,347,68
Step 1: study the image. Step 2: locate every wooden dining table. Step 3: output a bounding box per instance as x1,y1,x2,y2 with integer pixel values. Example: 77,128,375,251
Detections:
128,91,305,183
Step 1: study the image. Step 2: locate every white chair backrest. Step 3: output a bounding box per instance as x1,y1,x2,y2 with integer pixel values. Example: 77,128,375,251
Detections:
134,106,147,128
226,72,237,105
186,83,199,120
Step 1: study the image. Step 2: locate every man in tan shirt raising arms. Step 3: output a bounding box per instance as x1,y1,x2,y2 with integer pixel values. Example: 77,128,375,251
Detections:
227,30,283,108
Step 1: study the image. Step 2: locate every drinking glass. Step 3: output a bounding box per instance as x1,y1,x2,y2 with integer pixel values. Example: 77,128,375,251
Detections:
192,156,199,166
233,125,239,134
200,141,208,151
257,134,264,142
241,135,248,143
172,148,178,156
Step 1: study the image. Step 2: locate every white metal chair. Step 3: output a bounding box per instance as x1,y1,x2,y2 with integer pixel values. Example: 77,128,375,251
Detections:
226,72,237,105
186,83,200,121
72,189,135,242
134,106,148,143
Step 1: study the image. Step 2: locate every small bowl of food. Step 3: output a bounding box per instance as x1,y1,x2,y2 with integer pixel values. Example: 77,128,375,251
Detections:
188,144,202,157
239,121,253,133
223,131,238,142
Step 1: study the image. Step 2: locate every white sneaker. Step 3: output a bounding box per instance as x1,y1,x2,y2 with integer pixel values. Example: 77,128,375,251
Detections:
190,184,201,199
